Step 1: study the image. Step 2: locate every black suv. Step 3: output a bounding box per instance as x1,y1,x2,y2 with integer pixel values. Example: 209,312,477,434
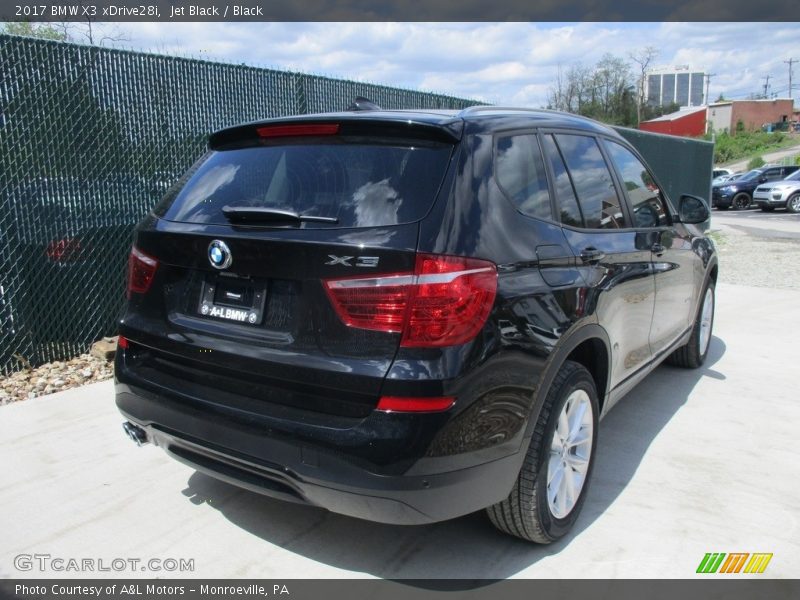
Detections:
711,165,799,210
116,106,717,543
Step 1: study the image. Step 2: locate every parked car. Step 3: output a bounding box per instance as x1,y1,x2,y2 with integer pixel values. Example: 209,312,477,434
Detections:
711,172,740,186
712,168,732,180
0,177,154,360
115,105,718,543
753,169,800,212
711,165,799,210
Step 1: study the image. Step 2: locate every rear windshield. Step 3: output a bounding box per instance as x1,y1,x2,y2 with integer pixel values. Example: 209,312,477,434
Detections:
153,142,452,228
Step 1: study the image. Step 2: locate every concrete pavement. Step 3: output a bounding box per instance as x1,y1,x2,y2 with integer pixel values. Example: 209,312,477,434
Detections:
1,282,798,579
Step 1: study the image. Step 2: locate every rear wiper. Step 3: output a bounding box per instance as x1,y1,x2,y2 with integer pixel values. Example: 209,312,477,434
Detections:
221,206,338,224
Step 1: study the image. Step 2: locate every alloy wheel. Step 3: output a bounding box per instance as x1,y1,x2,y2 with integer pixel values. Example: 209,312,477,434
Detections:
699,286,714,357
547,389,594,519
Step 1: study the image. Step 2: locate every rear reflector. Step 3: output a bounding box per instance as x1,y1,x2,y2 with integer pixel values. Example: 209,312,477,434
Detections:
127,246,158,297
117,336,129,349
377,396,455,413
324,253,497,348
256,123,340,138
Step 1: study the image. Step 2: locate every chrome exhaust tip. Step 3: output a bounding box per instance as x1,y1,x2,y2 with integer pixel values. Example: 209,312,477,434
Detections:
122,421,149,446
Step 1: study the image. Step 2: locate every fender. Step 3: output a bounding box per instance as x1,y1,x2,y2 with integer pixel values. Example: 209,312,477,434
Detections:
521,322,612,445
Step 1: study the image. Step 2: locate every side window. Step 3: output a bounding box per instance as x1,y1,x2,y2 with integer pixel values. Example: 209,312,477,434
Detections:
764,169,781,182
541,135,583,228
554,134,625,229
604,140,668,228
494,134,552,221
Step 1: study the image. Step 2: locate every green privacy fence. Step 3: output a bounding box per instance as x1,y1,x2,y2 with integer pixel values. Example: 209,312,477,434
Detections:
614,126,715,210
0,34,479,374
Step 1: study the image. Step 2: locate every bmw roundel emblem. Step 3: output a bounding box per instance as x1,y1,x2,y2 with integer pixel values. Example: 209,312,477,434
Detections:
208,240,232,270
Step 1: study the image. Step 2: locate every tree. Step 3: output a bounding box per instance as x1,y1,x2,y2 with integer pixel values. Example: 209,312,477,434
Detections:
629,46,659,127
2,18,129,47
547,55,637,126
2,22,67,41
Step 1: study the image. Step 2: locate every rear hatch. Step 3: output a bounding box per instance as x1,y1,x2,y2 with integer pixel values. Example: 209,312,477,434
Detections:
122,116,460,418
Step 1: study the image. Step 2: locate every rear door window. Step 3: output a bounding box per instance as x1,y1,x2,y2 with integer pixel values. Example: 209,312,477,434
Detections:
154,142,452,228
541,134,583,228
553,134,626,229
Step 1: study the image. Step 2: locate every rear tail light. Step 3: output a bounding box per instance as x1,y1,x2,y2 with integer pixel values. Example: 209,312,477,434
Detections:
45,238,83,262
117,335,129,349
377,396,455,413
127,246,158,297
324,254,497,348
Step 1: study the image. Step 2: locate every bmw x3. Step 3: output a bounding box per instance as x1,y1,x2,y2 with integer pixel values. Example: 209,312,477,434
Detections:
116,105,717,543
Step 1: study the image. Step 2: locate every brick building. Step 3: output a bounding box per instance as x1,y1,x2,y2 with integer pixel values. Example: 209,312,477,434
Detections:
707,99,793,134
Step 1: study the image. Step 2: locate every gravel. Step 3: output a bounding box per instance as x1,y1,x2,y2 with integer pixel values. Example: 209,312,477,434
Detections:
710,224,800,290
0,353,113,406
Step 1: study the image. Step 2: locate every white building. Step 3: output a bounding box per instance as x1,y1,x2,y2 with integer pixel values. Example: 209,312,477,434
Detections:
646,65,706,108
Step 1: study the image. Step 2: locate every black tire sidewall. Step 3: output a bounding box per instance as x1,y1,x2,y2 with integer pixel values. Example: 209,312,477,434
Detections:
532,365,599,541
733,193,750,210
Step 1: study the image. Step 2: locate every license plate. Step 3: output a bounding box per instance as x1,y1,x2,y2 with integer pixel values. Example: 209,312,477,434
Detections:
197,279,266,325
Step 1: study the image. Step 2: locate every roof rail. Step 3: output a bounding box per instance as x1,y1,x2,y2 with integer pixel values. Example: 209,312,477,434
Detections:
458,105,551,116
348,97,383,111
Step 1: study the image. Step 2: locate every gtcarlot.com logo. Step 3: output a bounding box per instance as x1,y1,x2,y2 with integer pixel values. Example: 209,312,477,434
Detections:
14,553,195,573
696,552,773,574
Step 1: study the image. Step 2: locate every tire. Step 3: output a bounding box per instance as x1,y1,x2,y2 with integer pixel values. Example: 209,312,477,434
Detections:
760,206,775,212
487,361,599,543
787,193,800,213
667,281,715,369
732,193,751,210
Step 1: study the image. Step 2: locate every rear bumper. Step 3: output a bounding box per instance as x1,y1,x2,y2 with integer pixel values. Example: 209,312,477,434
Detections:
116,380,524,525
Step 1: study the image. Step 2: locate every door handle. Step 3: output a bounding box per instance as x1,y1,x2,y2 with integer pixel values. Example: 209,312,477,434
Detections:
651,243,665,256
579,247,605,264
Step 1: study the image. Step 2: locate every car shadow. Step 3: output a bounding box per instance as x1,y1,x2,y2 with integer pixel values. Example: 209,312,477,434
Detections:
180,336,726,582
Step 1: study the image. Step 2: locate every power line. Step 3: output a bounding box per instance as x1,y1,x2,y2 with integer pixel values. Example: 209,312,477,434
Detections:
704,73,716,105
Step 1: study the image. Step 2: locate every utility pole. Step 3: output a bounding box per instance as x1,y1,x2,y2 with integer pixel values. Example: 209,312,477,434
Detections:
784,58,797,101
762,75,771,99
704,73,716,105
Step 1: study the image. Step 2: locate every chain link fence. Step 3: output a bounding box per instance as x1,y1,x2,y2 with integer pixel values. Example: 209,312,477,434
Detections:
0,34,479,374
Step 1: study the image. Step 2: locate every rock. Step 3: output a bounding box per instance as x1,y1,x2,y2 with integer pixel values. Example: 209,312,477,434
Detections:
52,379,65,387
91,337,118,361
81,368,93,378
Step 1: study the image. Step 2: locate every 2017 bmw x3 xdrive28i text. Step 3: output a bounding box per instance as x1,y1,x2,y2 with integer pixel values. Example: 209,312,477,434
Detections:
116,105,717,543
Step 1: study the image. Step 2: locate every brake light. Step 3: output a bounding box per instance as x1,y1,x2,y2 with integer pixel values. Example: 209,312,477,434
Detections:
127,246,158,297
324,254,497,348
46,238,82,262
377,396,455,413
256,123,340,138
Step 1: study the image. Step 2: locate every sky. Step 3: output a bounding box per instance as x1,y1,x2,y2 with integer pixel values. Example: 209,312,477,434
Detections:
90,22,800,108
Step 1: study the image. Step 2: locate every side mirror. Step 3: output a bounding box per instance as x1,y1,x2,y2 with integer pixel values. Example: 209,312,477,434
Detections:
758,176,768,183
676,194,710,224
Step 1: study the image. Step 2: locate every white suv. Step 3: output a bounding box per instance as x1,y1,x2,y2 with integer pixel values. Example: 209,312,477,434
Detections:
753,169,800,212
